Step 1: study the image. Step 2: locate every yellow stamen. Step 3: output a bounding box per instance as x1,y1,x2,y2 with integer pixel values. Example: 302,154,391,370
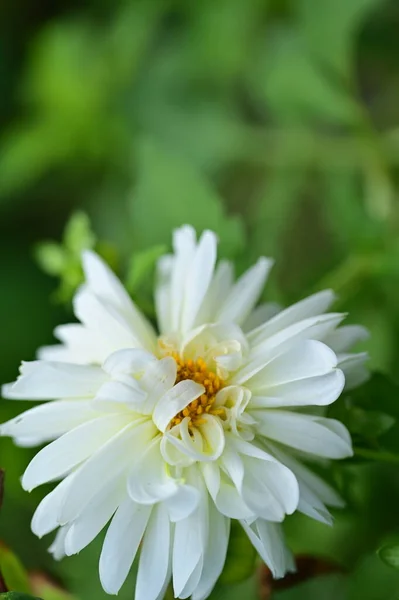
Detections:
168,356,225,429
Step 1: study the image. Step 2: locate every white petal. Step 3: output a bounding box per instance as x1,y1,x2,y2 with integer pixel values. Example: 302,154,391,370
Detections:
73,287,145,355
254,411,353,458
49,526,69,561
152,380,203,433
102,348,156,376
58,419,156,524
234,314,344,386
2,361,106,400
139,357,177,412
166,416,225,463
241,520,294,579
0,400,100,440
31,474,74,537
180,230,217,332
250,371,345,409
64,476,126,555
244,340,345,408
99,500,152,595
216,258,274,326
82,250,157,351
249,339,339,387
191,503,230,600
324,325,369,353
22,413,129,491
170,225,197,332
201,462,253,520
38,324,109,365
196,415,226,460
241,454,299,521
173,471,207,598
195,261,234,325
155,254,174,335
93,379,147,411
242,302,281,333
338,352,369,389
135,503,171,600
165,484,200,523
247,289,336,345
127,436,179,504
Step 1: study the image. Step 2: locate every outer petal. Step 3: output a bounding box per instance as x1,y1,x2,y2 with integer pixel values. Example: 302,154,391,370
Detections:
21,414,130,491
247,289,336,344
241,520,294,579
253,411,353,459
191,500,230,600
180,230,217,332
64,476,126,555
31,474,75,538
82,250,157,351
0,400,100,441
99,499,152,595
2,361,106,400
135,503,171,600
173,468,208,598
58,419,156,524
215,258,273,326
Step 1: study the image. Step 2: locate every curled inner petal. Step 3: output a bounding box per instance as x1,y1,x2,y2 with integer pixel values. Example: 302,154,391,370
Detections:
169,355,225,428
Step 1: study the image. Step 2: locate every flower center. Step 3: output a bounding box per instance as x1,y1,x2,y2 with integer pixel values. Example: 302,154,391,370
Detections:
170,354,225,428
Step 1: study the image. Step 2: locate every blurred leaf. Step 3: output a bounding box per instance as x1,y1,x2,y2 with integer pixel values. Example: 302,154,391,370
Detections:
0,470,4,511
297,0,383,77
130,138,245,258
29,573,77,600
219,522,257,585
64,212,96,255
0,544,31,595
329,401,395,441
272,574,348,600
348,550,399,599
0,595,41,600
186,0,265,85
35,244,67,277
250,29,358,124
125,245,166,295
35,211,96,303
378,545,399,570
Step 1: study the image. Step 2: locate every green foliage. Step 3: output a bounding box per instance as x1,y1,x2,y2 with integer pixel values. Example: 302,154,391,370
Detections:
218,523,257,585
130,139,246,259
378,544,399,570
35,211,97,303
0,595,41,600
0,545,31,595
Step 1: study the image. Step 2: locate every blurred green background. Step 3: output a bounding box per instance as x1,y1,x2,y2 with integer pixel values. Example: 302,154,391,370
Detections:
2,0,399,598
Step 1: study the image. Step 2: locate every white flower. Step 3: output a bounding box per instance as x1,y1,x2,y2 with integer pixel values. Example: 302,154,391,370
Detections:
1,225,369,600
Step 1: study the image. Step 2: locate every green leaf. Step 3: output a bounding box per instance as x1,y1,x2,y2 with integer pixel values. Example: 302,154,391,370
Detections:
29,573,77,600
250,29,358,125
0,545,31,596
130,138,245,259
0,595,42,600
34,243,67,276
297,0,383,77
125,245,166,294
218,522,257,585
378,545,399,570
63,211,96,255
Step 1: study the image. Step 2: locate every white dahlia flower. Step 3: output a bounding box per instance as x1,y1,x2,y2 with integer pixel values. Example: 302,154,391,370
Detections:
1,225,368,600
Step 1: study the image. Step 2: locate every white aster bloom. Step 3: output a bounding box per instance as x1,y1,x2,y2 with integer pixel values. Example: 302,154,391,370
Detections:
1,225,369,600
